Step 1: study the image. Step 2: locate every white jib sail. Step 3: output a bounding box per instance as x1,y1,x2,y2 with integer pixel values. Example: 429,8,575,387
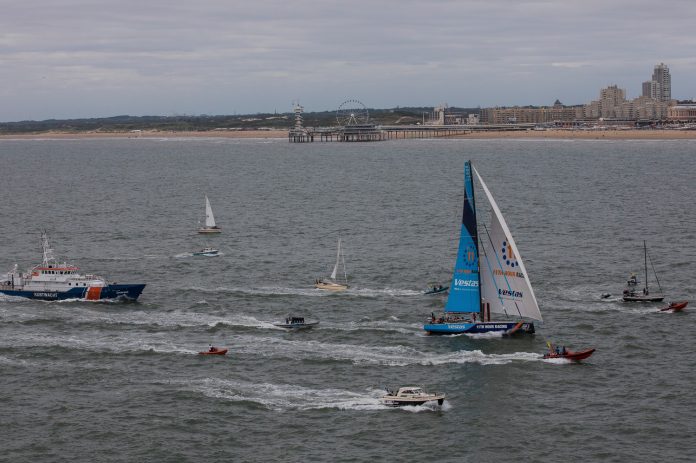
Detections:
330,237,341,280
474,168,542,321
204,196,216,228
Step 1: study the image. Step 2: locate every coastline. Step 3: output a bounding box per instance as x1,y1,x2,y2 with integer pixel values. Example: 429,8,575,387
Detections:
1,128,695,140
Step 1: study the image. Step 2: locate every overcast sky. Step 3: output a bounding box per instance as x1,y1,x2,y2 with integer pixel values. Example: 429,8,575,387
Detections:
1,0,695,121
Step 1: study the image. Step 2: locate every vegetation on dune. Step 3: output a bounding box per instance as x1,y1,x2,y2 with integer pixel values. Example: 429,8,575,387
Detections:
0,107,481,134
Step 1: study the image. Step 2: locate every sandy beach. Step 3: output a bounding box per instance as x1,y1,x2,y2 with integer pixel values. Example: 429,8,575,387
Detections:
0,130,289,140
1,128,695,140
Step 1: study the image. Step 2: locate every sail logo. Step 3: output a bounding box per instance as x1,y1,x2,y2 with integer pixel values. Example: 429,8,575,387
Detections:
455,279,479,287
494,269,524,278
498,288,523,298
501,240,518,268
461,245,478,270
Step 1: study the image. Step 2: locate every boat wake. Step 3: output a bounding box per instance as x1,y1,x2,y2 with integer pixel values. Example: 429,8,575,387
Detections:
318,319,419,335
183,379,440,412
345,287,423,297
542,357,573,365
232,335,543,366
184,285,327,297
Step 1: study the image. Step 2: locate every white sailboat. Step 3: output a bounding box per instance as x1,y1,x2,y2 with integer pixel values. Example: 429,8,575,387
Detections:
197,195,221,234
315,237,349,291
423,161,540,335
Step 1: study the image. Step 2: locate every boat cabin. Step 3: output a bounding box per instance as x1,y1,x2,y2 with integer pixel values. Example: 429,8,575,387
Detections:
395,387,425,397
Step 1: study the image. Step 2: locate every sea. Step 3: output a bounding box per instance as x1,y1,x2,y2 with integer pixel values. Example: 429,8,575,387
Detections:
1,136,695,462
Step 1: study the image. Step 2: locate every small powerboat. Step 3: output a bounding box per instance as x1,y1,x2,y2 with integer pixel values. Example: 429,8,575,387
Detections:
199,347,227,355
424,285,448,295
659,300,688,312
380,386,445,407
274,316,319,330
543,347,595,361
193,247,219,257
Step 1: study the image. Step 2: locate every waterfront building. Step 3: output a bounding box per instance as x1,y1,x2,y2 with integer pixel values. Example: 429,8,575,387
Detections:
480,100,579,124
668,102,696,122
652,63,671,102
599,85,626,118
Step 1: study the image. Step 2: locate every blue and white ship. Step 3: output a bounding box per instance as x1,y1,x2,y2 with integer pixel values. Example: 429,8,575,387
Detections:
0,232,145,301
423,161,542,335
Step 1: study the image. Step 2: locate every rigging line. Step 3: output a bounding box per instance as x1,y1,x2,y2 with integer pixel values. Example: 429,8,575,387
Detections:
647,248,663,292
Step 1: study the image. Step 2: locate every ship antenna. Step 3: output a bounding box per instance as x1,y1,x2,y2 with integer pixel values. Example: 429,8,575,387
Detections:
41,230,56,266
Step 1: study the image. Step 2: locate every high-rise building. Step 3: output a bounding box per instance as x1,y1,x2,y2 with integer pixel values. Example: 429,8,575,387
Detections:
651,63,671,102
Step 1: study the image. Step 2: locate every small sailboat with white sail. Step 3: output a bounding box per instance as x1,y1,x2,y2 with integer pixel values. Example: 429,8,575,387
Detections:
315,237,349,291
622,241,664,302
423,161,541,335
197,195,221,234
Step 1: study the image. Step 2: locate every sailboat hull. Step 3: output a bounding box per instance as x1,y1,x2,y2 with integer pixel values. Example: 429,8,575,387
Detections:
423,321,535,335
197,228,221,234
623,294,664,302
315,282,348,291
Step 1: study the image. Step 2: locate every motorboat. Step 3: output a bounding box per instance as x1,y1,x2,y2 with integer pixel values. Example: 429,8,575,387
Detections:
543,346,595,361
198,347,227,355
659,300,688,312
193,247,219,257
380,386,445,407
273,316,319,329
424,284,448,295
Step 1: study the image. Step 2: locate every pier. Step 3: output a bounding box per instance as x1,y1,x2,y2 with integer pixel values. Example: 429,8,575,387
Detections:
289,124,535,142
288,100,534,142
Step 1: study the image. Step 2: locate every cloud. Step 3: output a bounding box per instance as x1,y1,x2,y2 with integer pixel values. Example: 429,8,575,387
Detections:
1,0,695,120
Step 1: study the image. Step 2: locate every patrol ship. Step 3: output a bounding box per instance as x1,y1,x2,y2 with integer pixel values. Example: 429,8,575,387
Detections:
0,232,145,301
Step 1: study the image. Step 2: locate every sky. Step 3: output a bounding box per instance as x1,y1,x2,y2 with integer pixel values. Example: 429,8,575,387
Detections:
1,0,695,122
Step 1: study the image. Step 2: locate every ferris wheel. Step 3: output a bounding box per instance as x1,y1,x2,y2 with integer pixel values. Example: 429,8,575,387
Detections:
336,99,369,126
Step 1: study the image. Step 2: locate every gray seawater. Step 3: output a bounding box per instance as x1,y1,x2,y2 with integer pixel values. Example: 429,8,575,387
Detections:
1,137,695,462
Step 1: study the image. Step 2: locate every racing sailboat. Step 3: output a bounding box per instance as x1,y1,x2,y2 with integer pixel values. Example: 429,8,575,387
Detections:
423,161,541,335
198,195,221,234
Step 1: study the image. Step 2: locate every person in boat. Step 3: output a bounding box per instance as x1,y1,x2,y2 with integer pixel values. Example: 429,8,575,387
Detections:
209,345,216,352
628,273,637,286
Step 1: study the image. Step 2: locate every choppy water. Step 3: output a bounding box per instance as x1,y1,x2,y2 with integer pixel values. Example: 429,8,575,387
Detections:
1,137,695,462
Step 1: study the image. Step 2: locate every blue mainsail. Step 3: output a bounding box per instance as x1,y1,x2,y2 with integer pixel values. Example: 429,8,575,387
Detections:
444,161,481,313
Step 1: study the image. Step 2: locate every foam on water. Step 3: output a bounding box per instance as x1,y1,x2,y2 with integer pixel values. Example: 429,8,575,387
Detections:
185,379,416,411
232,334,543,366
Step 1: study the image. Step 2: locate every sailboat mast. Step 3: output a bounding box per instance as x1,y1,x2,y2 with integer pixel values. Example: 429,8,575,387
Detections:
469,163,482,318
644,240,649,293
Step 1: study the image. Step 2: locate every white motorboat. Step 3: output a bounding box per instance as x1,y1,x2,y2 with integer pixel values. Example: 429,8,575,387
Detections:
192,247,219,257
380,386,445,407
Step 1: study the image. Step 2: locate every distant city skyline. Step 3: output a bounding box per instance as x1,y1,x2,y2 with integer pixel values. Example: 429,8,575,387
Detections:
2,1,695,122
